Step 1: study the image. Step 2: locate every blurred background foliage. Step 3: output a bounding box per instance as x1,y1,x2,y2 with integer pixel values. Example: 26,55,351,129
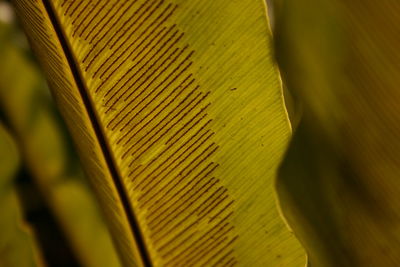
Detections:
274,0,400,266
0,1,120,266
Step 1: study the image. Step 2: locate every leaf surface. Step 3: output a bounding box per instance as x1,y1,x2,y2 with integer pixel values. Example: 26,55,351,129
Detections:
12,0,307,265
0,20,120,267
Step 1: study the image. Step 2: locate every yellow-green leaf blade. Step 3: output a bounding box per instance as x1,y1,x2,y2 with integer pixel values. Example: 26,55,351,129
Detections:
13,0,307,265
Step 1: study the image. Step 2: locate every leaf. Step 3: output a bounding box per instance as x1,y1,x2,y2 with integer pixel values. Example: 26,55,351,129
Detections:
0,19,120,267
0,123,43,267
274,0,400,266
12,0,307,266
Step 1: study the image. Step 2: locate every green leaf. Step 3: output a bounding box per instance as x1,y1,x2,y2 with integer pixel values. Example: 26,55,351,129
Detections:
0,20,120,267
12,0,307,265
0,123,43,267
275,0,400,266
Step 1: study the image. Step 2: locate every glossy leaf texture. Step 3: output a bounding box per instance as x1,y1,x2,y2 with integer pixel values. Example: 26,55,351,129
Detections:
0,20,120,267
12,0,307,266
274,0,400,266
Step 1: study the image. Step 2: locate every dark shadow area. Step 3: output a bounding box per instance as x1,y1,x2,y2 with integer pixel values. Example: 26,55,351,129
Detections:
14,167,81,267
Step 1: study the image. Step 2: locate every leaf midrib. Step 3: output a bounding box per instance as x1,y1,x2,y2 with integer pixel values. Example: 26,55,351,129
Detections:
41,0,152,265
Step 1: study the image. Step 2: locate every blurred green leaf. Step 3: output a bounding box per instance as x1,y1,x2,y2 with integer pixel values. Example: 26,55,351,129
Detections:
0,123,43,267
275,0,400,266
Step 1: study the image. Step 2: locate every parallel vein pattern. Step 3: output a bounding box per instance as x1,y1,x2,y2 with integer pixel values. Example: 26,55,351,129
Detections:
57,0,238,265
12,0,143,266
15,0,307,265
